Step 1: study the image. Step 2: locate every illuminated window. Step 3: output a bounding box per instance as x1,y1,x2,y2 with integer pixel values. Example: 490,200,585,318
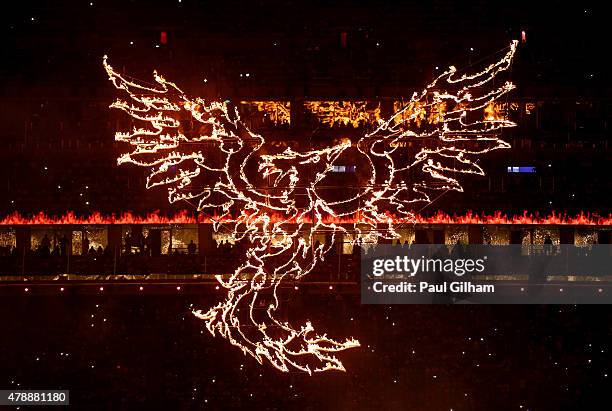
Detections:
332,165,356,173
507,166,536,173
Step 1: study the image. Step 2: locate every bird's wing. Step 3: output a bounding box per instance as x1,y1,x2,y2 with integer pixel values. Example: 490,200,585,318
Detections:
358,41,518,228
104,57,263,221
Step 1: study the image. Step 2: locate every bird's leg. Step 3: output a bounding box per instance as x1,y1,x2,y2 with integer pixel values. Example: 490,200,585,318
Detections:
194,262,303,370
194,245,359,373
255,264,360,373
193,263,265,361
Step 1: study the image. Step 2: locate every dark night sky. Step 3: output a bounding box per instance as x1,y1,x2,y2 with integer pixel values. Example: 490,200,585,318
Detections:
0,1,609,97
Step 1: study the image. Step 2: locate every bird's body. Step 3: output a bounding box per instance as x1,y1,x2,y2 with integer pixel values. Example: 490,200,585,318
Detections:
104,40,518,373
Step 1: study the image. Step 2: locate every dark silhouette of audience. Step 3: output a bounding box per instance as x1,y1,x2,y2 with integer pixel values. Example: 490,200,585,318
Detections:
187,240,196,255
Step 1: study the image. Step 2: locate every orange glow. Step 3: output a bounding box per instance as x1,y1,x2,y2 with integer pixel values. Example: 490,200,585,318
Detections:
393,100,428,127
240,100,291,125
304,101,381,127
484,101,503,121
1,210,610,226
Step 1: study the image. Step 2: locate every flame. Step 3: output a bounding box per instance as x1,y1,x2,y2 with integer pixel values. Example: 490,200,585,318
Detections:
1,210,610,226
0,210,195,225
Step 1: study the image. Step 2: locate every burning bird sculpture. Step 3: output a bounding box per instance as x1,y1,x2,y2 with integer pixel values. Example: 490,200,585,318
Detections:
104,41,517,374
